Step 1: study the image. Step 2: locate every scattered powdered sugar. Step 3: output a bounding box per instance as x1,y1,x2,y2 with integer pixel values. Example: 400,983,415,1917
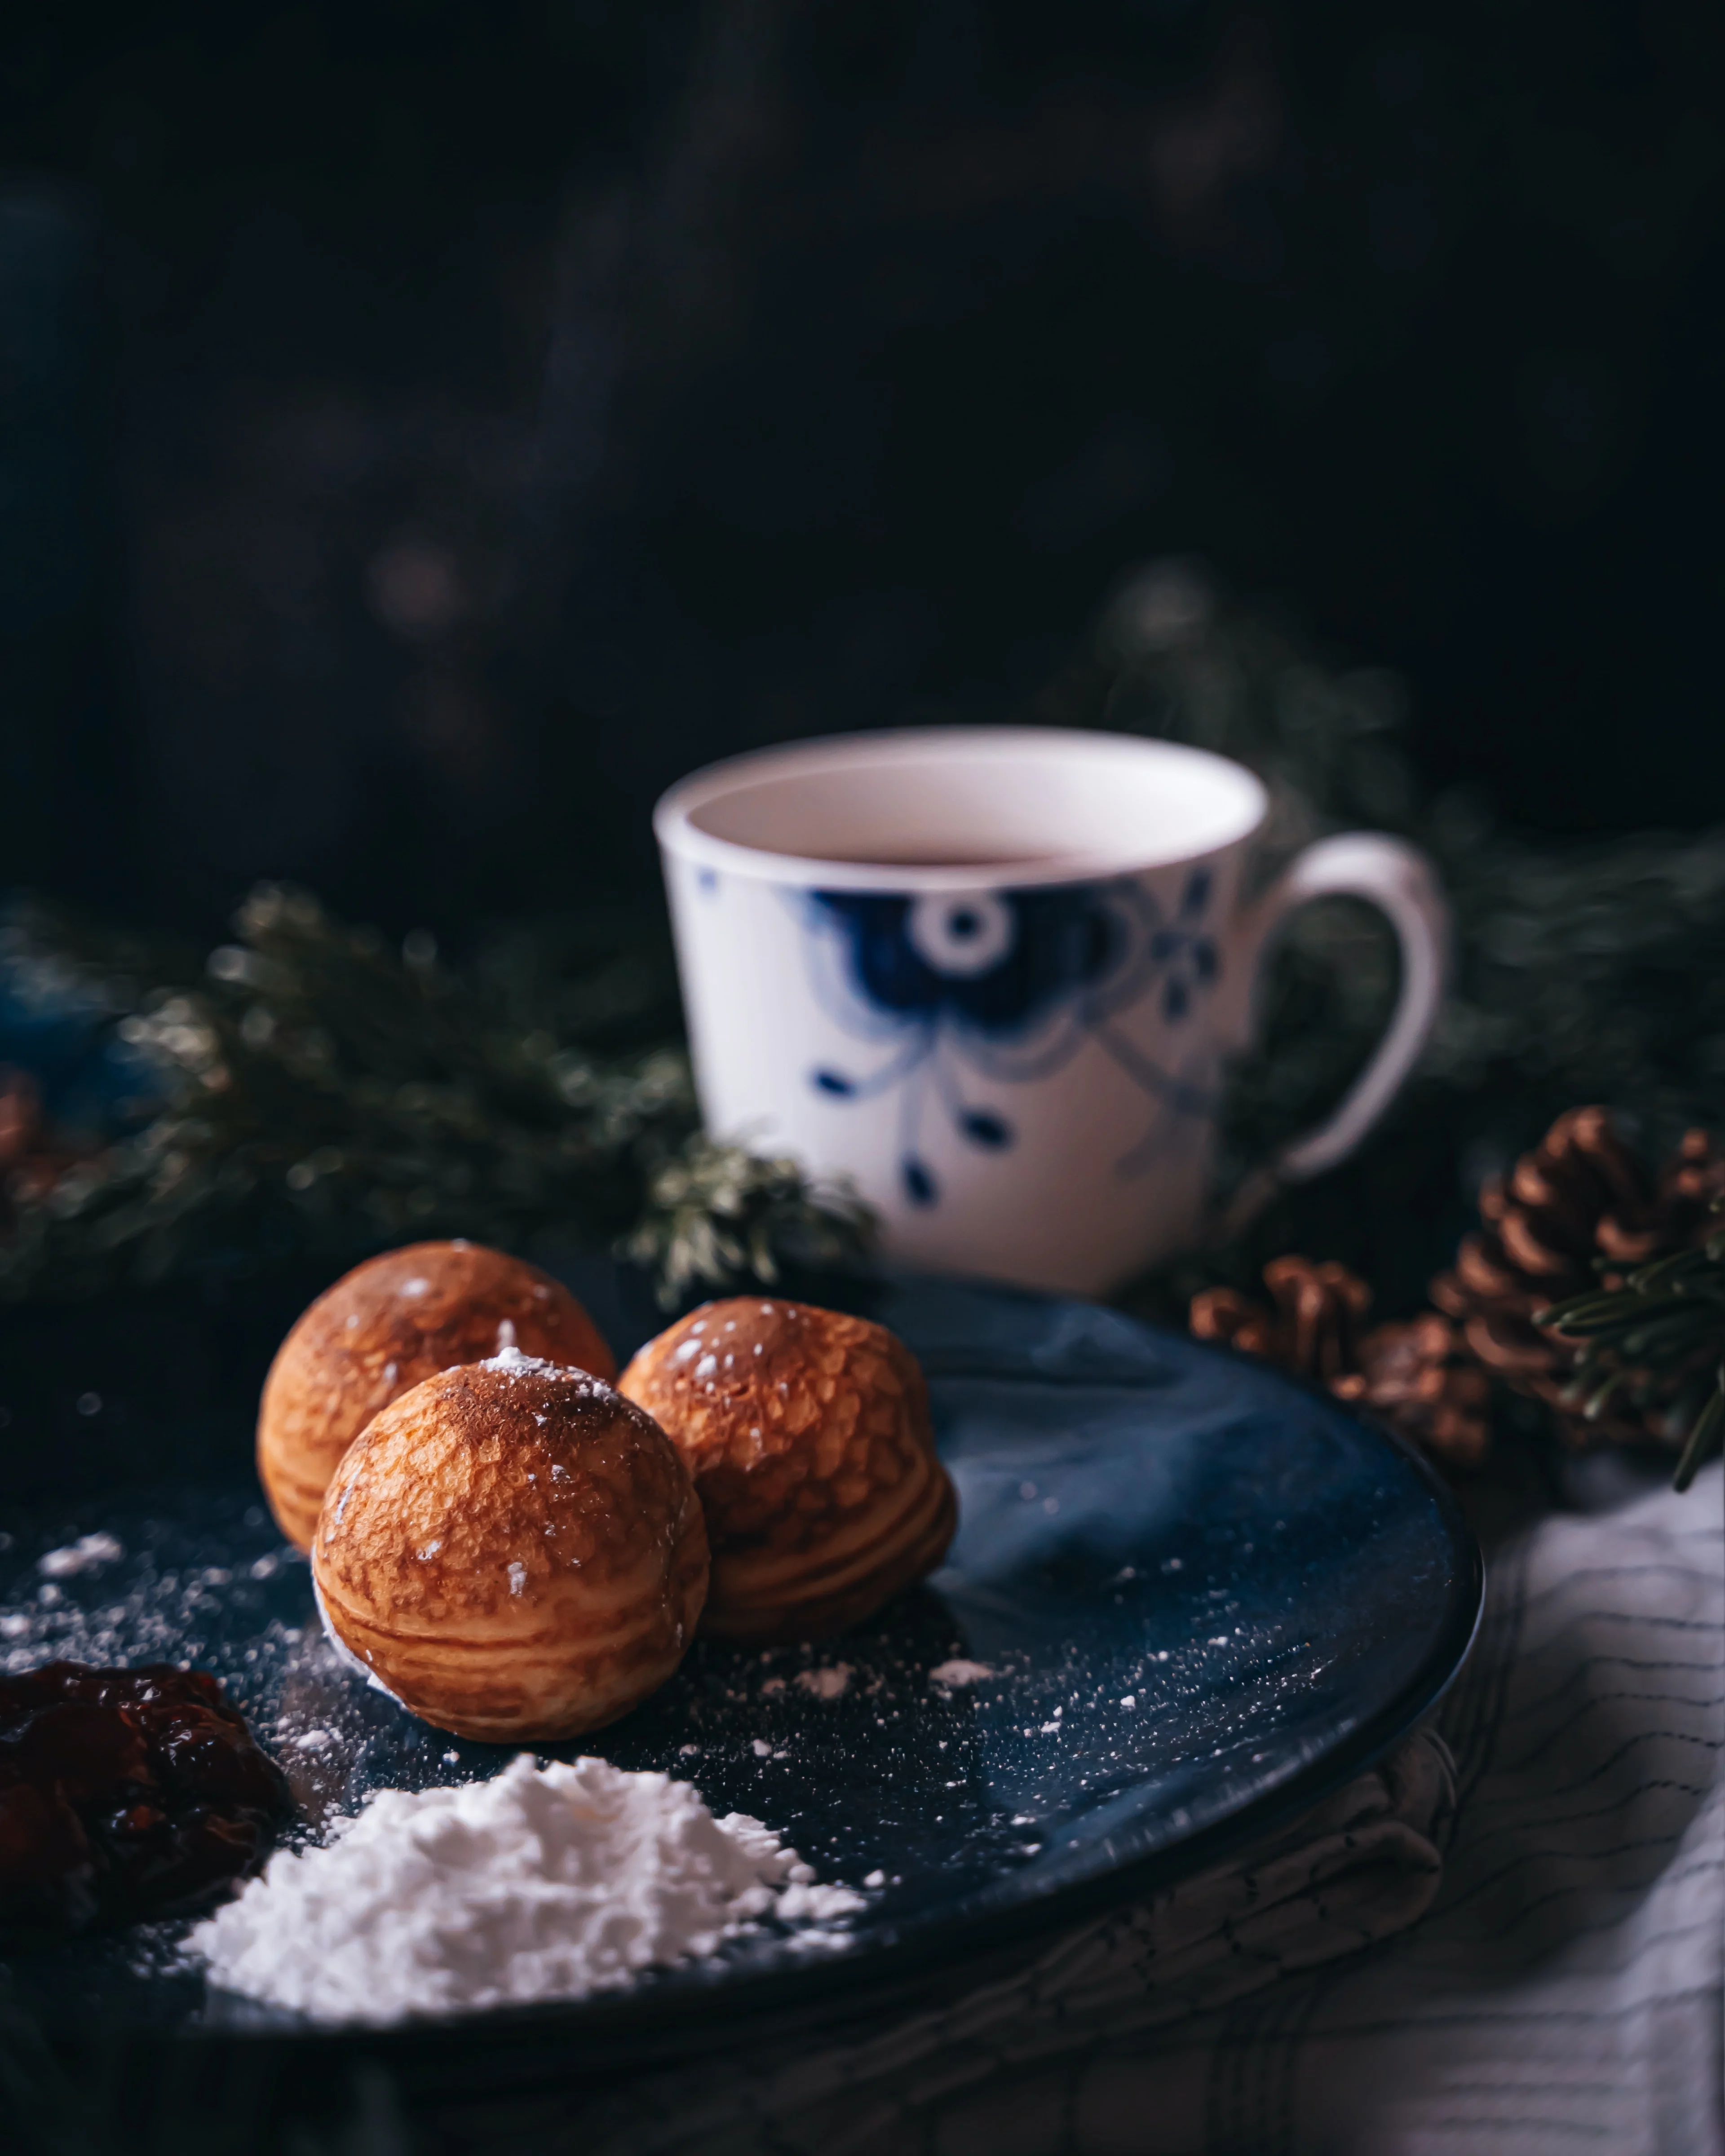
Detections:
189,1754,862,2023
38,1532,124,1578
928,1658,995,1689
795,1664,852,1700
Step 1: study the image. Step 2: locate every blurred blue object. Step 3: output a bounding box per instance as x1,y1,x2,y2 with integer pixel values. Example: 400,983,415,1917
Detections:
0,912,166,1138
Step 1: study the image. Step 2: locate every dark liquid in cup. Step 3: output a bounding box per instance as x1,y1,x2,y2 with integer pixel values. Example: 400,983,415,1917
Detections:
799,844,1065,868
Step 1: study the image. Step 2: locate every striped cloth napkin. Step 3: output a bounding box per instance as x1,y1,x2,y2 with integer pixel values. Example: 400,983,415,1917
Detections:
561,1462,1721,2156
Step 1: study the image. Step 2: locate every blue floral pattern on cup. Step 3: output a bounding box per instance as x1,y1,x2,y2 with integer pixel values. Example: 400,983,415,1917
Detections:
800,870,1219,1208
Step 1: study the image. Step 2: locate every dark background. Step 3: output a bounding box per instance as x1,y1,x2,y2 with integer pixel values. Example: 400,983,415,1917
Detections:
3,0,1724,945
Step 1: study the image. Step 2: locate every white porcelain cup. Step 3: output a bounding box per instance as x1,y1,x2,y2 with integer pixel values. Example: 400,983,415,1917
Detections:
655,726,1449,1296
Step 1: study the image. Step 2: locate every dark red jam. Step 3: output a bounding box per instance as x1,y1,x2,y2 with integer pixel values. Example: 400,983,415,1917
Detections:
0,1662,291,1932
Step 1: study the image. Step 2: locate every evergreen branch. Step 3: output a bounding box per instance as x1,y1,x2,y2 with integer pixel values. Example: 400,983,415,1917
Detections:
621,1138,876,1309
1536,1234,1725,1488
0,887,875,1308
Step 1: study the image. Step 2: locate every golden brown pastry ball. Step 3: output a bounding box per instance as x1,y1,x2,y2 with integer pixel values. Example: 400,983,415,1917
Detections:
312,1349,708,1742
258,1241,615,1551
617,1298,956,1643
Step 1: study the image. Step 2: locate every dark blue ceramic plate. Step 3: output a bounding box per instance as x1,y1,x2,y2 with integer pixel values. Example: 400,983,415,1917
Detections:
0,1267,1480,2054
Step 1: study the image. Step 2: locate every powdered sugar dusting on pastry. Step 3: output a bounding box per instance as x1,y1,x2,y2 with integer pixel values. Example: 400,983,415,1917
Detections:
481,1343,609,1392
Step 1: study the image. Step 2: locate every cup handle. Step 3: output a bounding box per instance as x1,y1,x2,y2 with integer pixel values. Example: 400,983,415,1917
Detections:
1212,833,1451,1242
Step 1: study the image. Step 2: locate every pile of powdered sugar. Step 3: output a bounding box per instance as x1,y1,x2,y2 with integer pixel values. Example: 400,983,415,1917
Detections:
189,1754,863,2023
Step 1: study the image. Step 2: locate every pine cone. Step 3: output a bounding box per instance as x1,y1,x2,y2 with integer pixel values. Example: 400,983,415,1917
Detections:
1190,1256,1369,1383
1338,1314,1491,1469
1430,1106,1725,1449
1192,1257,1490,1467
